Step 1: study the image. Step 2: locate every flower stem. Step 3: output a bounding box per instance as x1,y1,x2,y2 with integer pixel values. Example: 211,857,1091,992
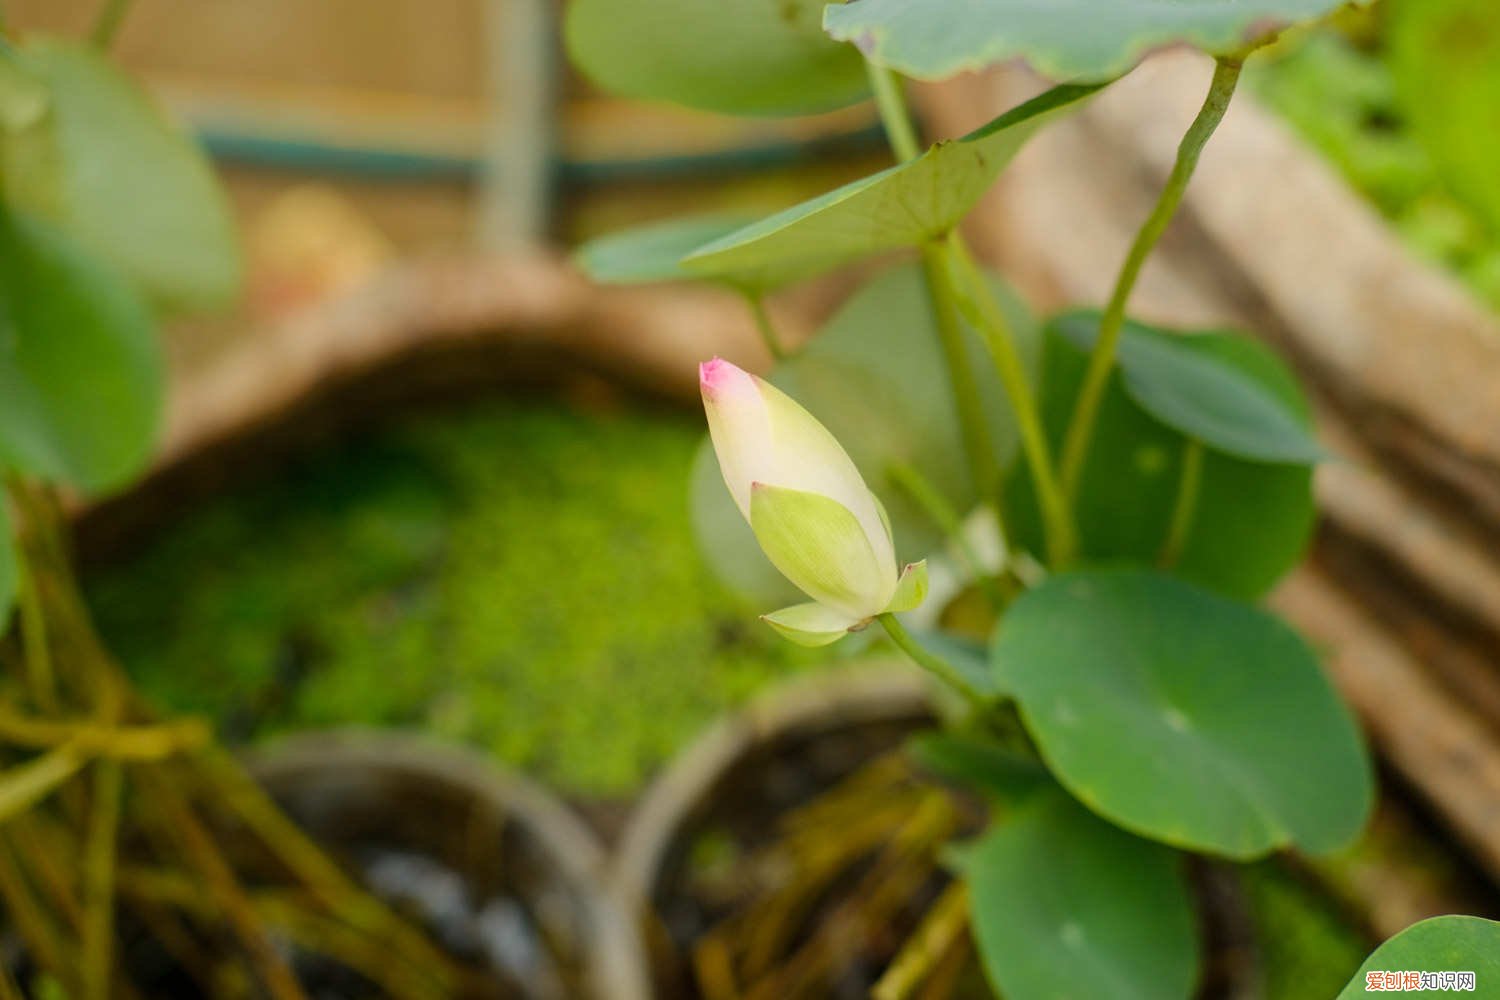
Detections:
1059,57,1244,505
877,612,988,710
1159,438,1204,568
943,236,1075,567
90,0,135,48
744,291,787,362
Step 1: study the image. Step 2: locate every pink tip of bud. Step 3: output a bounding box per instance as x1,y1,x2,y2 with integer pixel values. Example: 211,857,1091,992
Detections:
699,356,753,399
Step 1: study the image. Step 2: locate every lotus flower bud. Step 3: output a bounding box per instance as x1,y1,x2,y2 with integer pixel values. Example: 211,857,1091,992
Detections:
700,358,926,646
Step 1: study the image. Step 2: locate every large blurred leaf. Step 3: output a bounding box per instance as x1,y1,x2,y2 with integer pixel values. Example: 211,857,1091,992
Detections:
3,38,240,314
681,84,1099,290
575,214,759,285
992,570,1374,859
964,789,1200,1000
825,0,1354,83
564,0,867,117
1337,916,1500,997
1008,317,1315,599
1387,0,1500,236
0,502,15,630
1052,312,1324,464
691,262,1036,602
0,209,164,495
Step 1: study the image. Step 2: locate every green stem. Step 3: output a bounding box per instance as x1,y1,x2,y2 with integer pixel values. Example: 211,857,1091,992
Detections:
1158,439,1204,569
15,553,57,713
90,0,134,48
919,245,999,496
81,759,123,1000
943,236,1075,567
865,59,998,498
744,292,787,362
887,461,1004,609
877,612,988,710
1059,57,1244,504
866,60,922,162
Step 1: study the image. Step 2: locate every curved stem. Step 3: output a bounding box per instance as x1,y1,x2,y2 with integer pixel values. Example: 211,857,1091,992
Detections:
877,612,988,710
1158,438,1204,568
919,245,999,494
1059,57,1244,504
944,236,1075,567
744,292,787,362
90,0,134,48
865,59,999,499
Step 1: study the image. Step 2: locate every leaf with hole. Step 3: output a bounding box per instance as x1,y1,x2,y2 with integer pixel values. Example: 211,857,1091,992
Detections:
565,0,867,116
1052,312,1325,464
0,209,164,495
1007,316,1316,598
692,263,1036,600
681,84,1100,290
825,0,1357,83
991,570,1374,859
575,215,759,285
3,38,240,314
1337,916,1500,998
964,789,1200,1000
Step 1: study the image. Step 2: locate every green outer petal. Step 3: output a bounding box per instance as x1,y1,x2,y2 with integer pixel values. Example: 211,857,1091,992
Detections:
750,483,888,617
761,602,864,647
885,560,928,613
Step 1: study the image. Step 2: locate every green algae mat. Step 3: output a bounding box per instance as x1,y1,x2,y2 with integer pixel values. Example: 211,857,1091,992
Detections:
86,399,822,796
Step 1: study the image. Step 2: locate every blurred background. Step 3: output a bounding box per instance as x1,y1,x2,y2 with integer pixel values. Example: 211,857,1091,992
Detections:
6,1,1500,995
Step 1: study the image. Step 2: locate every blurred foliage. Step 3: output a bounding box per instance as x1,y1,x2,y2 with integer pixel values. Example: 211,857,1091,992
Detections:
1241,863,1370,1000
86,400,824,795
1253,25,1500,309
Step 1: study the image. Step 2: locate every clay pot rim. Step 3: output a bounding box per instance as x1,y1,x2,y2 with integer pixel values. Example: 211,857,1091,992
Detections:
247,727,652,1000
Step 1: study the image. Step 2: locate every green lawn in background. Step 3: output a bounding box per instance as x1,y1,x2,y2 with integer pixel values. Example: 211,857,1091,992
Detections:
86,398,824,796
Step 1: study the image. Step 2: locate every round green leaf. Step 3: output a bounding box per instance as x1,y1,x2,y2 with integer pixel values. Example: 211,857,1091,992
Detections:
1388,0,1500,237
964,790,1200,1000
682,84,1099,290
564,0,868,117
909,730,1048,801
992,570,1374,859
1007,317,1315,599
692,262,1037,600
825,0,1356,83
1052,312,1325,465
3,38,240,314
574,214,758,285
1338,916,1500,998
0,210,164,495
